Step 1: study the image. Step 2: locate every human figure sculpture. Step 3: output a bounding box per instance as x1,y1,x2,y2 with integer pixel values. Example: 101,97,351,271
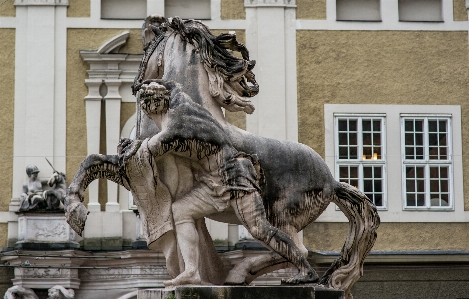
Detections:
47,286,74,299
19,163,66,212
121,80,318,285
19,165,48,211
65,17,380,299
3,286,38,299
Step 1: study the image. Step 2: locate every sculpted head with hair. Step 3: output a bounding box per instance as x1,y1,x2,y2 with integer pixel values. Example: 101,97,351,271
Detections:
65,16,379,299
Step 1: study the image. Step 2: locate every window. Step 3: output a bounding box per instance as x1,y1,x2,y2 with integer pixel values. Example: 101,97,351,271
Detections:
336,0,381,21
402,116,452,209
398,0,443,22
165,0,211,20
335,115,386,208
101,0,147,19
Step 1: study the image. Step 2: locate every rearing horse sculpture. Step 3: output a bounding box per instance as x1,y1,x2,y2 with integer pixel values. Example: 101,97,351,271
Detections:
65,16,380,299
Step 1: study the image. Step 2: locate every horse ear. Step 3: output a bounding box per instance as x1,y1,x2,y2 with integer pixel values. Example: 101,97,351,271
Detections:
150,24,162,36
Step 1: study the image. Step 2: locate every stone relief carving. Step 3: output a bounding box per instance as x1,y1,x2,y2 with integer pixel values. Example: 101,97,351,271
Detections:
65,16,380,299
19,160,66,212
47,286,74,299
34,223,67,238
3,286,38,299
19,268,75,279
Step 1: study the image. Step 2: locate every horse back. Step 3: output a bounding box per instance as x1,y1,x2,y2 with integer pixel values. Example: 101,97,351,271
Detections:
226,125,335,229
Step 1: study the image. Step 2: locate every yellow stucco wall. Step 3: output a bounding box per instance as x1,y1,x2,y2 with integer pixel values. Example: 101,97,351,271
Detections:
0,0,15,17
0,0,16,17
221,0,245,20
0,29,15,211
66,29,142,208
120,102,136,134
67,0,90,18
297,30,469,209
296,0,326,20
305,222,469,251
454,0,468,21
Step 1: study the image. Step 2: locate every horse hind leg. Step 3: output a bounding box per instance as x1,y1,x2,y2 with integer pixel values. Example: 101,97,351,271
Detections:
224,224,311,285
229,192,319,285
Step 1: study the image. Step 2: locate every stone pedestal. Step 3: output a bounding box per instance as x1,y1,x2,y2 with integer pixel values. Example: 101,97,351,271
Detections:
15,213,79,250
137,286,345,299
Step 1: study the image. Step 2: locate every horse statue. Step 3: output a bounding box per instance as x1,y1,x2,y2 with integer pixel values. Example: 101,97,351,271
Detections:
65,16,379,299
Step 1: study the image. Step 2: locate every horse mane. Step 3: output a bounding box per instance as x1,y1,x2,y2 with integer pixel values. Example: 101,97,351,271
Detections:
134,16,259,113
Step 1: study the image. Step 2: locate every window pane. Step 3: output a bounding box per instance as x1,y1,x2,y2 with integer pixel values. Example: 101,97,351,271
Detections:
415,120,423,132
374,194,383,206
364,167,372,178
406,179,415,192
337,0,381,21
363,120,371,131
339,133,348,145
429,120,437,132
338,119,347,131
350,147,358,159
405,120,413,131
349,133,357,145
405,133,414,146
339,147,348,159
416,147,424,160
373,120,380,131
364,180,372,192
363,133,371,146
407,193,416,206
439,120,446,132
399,0,443,22
417,194,425,206
349,120,357,131
350,166,358,178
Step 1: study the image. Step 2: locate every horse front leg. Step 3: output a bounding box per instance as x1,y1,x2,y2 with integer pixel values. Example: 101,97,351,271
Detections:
65,154,125,236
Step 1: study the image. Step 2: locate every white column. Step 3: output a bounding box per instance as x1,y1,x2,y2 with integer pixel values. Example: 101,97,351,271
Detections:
84,80,102,212
104,80,122,212
10,0,69,246
285,6,298,142
244,0,296,141
147,0,164,15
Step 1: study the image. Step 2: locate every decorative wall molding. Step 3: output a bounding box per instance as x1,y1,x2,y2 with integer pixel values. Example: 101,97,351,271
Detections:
244,0,296,8
14,0,68,6
97,31,130,54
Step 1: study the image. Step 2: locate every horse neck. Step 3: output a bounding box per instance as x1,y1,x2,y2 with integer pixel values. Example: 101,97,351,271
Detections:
162,34,227,126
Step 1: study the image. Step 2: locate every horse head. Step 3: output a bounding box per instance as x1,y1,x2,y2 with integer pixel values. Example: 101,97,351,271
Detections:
133,17,259,120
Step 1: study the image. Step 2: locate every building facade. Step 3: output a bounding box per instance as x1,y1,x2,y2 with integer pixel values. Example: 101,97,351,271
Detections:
0,0,469,298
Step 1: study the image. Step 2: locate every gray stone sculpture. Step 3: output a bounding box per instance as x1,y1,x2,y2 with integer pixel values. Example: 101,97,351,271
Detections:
3,286,38,299
65,16,380,299
19,161,66,212
47,286,74,299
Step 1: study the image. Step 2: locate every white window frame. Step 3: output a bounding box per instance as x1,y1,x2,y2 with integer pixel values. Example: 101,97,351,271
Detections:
401,114,454,211
323,104,463,223
334,114,387,210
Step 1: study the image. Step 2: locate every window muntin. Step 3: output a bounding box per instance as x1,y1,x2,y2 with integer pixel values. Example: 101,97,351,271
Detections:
335,115,386,208
401,116,452,209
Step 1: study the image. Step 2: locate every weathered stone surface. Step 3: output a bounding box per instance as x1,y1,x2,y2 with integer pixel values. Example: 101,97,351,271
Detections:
66,17,379,299
137,286,345,299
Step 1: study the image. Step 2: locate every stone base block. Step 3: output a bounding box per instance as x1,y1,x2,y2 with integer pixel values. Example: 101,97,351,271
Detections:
16,213,79,250
137,286,345,299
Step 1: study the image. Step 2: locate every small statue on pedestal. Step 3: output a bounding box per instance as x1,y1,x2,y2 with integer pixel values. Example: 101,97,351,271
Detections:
47,286,74,299
19,160,66,212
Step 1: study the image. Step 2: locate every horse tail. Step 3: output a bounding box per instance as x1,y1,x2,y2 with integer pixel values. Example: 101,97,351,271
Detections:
321,181,380,299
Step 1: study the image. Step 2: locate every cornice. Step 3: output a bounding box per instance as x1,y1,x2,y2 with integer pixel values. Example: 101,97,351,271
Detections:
14,0,68,6
244,0,296,8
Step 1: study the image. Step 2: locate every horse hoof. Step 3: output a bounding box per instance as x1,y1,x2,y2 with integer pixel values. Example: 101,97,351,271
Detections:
281,272,319,285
